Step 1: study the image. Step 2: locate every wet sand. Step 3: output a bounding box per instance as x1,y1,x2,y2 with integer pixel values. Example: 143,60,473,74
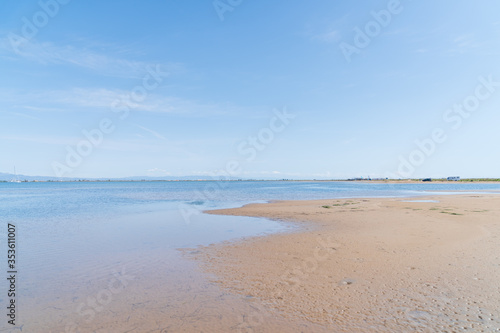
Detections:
191,194,500,332
23,248,329,333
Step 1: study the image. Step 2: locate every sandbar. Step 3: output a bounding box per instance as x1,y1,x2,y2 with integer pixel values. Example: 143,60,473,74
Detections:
193,194,500,332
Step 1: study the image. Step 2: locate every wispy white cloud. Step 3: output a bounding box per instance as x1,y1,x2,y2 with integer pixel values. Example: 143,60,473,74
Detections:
312,30,341,43
5,111,41,120
341,138,356,145
19,105,66,112
305,13,350,44
453,33,476,49
1,87,266,118
0,88,138,112
0,134,78,146
414,48,428,53
444,33,500,56
134,124,166,140
0,134,197,158
48,88,134,109
0,37,181,78
0,88,182,113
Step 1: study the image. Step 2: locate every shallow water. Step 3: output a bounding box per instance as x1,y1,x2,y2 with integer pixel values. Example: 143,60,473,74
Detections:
1,181,500,331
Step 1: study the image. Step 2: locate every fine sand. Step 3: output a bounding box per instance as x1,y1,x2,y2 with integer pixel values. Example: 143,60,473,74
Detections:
189,194,500,332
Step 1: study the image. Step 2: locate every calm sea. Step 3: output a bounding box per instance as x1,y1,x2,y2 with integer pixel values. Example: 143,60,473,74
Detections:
1,181,499,331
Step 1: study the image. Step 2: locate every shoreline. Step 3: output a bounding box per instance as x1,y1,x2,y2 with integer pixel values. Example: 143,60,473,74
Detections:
192,194,500,332
3,179,500,183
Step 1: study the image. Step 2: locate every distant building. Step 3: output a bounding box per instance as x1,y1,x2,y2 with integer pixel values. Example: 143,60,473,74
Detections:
447,176,460,181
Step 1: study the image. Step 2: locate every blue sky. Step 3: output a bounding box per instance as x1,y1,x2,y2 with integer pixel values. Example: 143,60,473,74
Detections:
1,0,500,179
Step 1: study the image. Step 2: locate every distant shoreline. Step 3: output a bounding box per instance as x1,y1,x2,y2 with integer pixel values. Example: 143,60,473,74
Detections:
2,178,500,183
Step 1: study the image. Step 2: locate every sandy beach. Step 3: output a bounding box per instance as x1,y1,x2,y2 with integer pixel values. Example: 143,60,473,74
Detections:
189,194,500,332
